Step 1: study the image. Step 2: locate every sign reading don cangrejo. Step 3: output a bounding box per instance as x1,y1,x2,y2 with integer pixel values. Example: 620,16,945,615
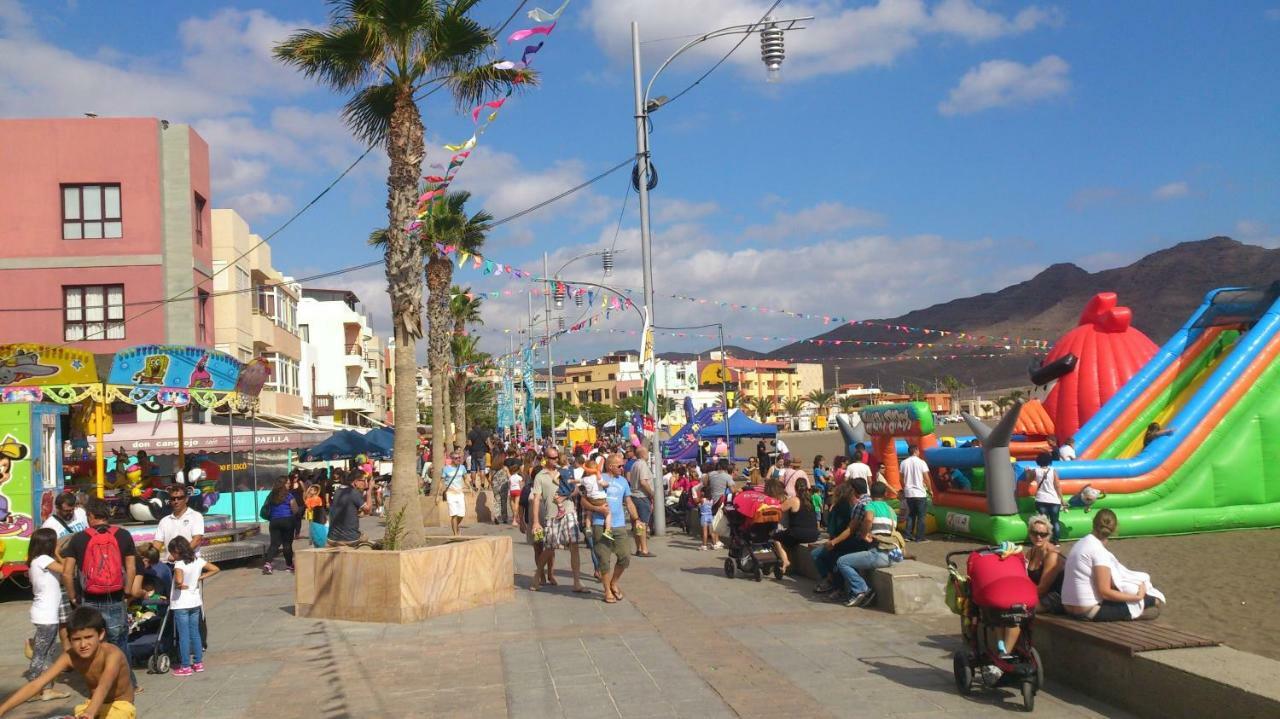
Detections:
859,402,936,436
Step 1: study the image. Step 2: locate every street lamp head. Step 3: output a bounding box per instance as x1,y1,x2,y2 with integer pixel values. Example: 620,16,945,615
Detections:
646,96,669,113
760,18,785,83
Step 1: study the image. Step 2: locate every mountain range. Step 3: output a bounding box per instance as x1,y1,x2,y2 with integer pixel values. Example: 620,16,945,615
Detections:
674,237,1280,393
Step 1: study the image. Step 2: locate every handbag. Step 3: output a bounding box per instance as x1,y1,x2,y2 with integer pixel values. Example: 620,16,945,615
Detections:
711,507,730,538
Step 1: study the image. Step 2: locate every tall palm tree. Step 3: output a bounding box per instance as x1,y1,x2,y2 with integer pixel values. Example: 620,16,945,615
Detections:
805,389,835,418
780,397,806,430
448,285,484,446
276,1,528,546
450,332,488,450
837,395,861,414
425,193,492,470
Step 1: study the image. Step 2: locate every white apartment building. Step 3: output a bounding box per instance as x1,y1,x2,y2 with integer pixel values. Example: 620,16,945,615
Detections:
297,288,385,427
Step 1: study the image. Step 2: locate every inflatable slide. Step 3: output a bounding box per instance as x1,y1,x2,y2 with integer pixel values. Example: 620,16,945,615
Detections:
928,284,1280,541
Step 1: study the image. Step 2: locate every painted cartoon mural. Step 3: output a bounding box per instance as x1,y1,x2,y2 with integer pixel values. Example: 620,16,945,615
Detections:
108,345,244,392
0,433,33,537
0,344,98,387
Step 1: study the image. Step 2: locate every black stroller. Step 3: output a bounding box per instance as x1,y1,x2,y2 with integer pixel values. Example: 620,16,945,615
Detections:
721,495,784,581
128,592,175,674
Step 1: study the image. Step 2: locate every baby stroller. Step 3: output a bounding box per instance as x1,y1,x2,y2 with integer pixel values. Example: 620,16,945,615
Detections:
128,592,175,674
721,491,784,581
946,548,1043,712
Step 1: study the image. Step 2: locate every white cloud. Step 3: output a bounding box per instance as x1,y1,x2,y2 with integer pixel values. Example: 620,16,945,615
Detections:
939,55,1070,116
177,9,313,98
1152,181,1189,200
466,215,1034,361
1235,219,1280,249
585,0,1062,82
226,191,293,221
743,201,884,241
654,199,719,224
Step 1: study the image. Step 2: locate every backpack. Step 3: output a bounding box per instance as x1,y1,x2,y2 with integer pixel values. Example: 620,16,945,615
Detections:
80,526,125,594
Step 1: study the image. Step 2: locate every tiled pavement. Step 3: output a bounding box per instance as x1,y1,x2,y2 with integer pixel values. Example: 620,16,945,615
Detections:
0,519,1131,718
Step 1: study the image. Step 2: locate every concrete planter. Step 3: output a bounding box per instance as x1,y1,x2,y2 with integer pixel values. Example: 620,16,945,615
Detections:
293,534,513,623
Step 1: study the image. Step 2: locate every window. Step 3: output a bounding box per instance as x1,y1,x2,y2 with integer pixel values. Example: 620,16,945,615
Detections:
62,184,122,239
64,285,124,341
236,268,250,294
263,353,301,395
298,324,310,342
197,291,209,344
193,193,206,246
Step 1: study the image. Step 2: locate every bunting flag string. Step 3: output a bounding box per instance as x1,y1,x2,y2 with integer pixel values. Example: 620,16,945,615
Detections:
409,4,570,235
525,351,1030,366
667,293,1051,348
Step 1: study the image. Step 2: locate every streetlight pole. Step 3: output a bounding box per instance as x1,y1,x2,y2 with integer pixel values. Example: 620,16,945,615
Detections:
630,23,665,534
544,252,554,445
628,15,808,535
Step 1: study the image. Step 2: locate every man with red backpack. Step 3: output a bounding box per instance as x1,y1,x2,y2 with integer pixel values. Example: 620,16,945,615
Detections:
60,497,137,688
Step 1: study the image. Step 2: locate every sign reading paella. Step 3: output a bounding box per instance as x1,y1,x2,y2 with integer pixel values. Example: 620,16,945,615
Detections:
859,402,935,436
107,345,243,392
0,344,98,387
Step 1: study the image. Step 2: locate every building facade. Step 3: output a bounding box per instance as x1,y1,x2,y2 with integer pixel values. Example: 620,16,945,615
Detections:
297,289,385,427
210,209,303,418
0,118,213,350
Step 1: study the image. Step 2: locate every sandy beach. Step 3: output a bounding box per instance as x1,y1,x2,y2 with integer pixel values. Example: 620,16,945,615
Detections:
734,429,1280,661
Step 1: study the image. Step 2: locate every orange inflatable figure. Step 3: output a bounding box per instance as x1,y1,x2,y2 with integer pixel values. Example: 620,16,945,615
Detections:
1042,293,1157,442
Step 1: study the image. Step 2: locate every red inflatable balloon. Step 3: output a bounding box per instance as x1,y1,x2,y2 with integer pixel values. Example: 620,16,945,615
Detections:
1043,293,1157,442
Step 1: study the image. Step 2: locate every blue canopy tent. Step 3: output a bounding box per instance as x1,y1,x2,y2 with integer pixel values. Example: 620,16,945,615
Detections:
696,409,777,462
303,430,372,461
363,427,395,459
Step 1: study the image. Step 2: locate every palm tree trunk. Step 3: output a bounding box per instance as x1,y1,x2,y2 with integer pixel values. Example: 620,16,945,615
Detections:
384,89,427,547
453,373,467,450
425,255,453,494
453,317,467,448
440,376,452,448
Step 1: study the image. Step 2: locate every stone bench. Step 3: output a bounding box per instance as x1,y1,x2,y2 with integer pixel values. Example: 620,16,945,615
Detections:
869,559,950,615
788,548,949,616
1035,615,1280,719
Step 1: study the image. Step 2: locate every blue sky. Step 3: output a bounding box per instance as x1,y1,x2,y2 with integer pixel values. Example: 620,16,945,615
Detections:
2,0,1278,362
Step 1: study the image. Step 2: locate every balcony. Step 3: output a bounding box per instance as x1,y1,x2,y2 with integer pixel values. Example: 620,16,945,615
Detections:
334,386,377,413
343,342,365,367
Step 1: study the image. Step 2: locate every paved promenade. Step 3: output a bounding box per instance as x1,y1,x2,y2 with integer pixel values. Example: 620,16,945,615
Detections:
0,518,1129,719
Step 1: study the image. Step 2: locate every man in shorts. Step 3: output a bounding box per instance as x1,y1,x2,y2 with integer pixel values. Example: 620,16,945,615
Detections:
592,455,638,604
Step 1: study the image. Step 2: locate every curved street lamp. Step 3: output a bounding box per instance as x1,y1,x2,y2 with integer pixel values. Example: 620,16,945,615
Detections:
630,14,810,535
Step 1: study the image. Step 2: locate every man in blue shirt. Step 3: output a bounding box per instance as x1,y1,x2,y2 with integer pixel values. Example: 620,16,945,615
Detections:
590,454,638,604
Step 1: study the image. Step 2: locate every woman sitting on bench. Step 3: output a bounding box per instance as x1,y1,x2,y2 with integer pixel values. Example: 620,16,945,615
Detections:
1062,509,1165,622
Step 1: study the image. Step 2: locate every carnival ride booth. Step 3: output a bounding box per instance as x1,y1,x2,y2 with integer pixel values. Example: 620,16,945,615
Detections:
0,402,67,579
0,343,276,576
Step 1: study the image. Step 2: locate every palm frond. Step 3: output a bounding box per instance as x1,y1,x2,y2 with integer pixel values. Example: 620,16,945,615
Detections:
273,24,380,92
341,82,399,146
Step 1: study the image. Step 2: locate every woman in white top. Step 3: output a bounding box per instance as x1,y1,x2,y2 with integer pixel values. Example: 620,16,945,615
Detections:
1062,509,1163,622
1025,452,1065,543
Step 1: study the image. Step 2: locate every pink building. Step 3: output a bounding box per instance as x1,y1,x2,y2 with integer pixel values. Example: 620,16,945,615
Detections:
0,118,213,352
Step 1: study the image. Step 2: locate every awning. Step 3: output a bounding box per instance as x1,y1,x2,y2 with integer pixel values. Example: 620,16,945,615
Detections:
97,420,331,456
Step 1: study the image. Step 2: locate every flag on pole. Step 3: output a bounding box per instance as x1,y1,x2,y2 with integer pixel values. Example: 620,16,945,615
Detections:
640,308,656,434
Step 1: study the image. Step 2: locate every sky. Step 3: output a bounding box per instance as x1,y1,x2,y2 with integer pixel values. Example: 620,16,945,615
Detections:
2,0,1278,365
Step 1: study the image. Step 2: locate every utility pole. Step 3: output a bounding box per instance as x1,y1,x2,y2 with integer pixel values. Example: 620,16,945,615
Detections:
632,22,665,534
544,252,555,447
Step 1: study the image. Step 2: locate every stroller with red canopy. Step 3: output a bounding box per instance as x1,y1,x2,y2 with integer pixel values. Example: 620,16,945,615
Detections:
947,547,1044,712
721,488,783,581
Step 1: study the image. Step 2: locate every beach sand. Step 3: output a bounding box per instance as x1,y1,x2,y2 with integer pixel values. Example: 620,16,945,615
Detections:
734,429,1280,661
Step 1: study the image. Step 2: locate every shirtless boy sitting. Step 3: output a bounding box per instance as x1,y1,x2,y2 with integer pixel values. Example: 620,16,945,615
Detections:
0,607,135,719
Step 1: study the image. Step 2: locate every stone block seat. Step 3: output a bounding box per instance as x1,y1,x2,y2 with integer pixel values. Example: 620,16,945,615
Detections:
1035,615,1280,719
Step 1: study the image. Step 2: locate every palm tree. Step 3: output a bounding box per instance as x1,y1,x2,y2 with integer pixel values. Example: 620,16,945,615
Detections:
276,1,528,547
742,395,774,422
837,395,861,414
449,285,485,446
805,389,835,419
781,397,806,431
904,382,926,401
451,332,488,448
